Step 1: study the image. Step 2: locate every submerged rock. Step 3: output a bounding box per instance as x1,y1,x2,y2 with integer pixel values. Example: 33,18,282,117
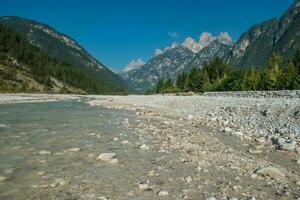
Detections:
158,190,169,196
39,150,52,155
0,176,7,182
98,153,118,163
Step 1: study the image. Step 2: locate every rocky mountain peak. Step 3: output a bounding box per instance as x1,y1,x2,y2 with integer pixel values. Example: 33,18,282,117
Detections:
123,58,145,72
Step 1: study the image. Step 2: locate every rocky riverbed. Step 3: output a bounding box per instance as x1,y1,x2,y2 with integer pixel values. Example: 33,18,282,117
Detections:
0,93,299,199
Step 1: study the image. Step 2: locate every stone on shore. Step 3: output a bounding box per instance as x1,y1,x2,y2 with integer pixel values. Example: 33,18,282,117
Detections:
254,166,285,180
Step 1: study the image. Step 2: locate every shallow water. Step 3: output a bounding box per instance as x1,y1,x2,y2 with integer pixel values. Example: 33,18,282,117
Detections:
0,100,195,200
0,100,134,199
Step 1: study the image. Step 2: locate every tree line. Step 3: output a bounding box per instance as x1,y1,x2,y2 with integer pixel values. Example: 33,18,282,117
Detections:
155,51,300,94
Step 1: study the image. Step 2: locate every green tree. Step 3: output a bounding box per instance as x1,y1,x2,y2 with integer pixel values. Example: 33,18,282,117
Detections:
262,52,283,90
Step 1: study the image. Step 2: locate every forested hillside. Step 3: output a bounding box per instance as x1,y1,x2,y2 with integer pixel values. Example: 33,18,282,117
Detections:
0,25,127,94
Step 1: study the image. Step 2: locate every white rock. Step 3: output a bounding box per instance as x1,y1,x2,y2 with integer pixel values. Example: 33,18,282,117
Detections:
0,176,7,182
113,137,119,141
158,190,169,196
121,140,129,144
187,115,194,120
138,183,149,191
140,144,149,150
206,197,216,200
223,127,231,133
98,153,117,162
39,150,52,155
68,148,81,152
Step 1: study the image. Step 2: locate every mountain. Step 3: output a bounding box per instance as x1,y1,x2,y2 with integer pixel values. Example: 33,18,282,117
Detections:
227,0,300,67
122,33,233,91
0,16,128,92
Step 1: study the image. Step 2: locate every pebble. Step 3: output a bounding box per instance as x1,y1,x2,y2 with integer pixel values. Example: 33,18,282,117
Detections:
67,148,81,152
138,183,150,191
206,197,216,200
39,150,52,155
248,149,262,154
97,153,117,163
121,140,129,144
158,190,169,196
223,127,231,133
50,178,67,187
254,166,285,180
140,144,149,150
0,176,7,182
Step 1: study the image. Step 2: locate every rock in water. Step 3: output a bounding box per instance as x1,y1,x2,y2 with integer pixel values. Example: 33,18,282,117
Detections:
158,190,169,196
39,150,52,155
98,153,117,163
254,166,285,180
0,176,7,182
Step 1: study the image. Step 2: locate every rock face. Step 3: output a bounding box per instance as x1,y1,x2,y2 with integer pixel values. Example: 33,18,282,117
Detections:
121,33,233,91
0,16,128,91
227,0,300,67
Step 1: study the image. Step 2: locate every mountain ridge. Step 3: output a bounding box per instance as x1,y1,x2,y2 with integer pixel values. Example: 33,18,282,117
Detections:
0,16,128,91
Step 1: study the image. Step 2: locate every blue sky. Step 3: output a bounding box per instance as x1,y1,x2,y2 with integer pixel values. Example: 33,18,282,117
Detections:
0,0,294,70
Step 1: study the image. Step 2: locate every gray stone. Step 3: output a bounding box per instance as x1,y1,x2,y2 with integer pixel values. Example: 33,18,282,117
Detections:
97,153,117,163
254,166,285,180
158,190,169,196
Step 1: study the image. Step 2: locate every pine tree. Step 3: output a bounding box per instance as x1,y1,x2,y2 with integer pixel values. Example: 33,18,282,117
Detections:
156,79,164,93
262,52,283,90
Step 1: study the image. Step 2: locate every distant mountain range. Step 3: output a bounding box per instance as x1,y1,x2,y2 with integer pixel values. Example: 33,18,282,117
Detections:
121,0,300,92
120,32,234,91
0,16,128,94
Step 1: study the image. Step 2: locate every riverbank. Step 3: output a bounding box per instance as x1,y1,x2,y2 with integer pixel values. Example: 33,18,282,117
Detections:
0,93,299,199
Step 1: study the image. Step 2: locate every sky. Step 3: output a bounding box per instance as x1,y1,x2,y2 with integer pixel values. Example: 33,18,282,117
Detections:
0,0,294,70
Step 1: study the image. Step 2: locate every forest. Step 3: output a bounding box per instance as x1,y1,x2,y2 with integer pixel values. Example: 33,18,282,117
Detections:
155,51,300,94
0,24,127,94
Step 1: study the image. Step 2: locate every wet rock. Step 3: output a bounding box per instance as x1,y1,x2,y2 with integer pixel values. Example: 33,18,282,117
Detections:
39,150,52,155
97,153,117,163
37,171,46,176
121,140,129,144
140,144,149,150
254,166,285,180
158,190,169,196
67,148,81,152
50,178,67,187
0,176,7,182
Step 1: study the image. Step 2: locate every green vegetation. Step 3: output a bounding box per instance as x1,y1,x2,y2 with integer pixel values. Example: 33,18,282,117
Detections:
0,24,127,94
155,51,300,94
